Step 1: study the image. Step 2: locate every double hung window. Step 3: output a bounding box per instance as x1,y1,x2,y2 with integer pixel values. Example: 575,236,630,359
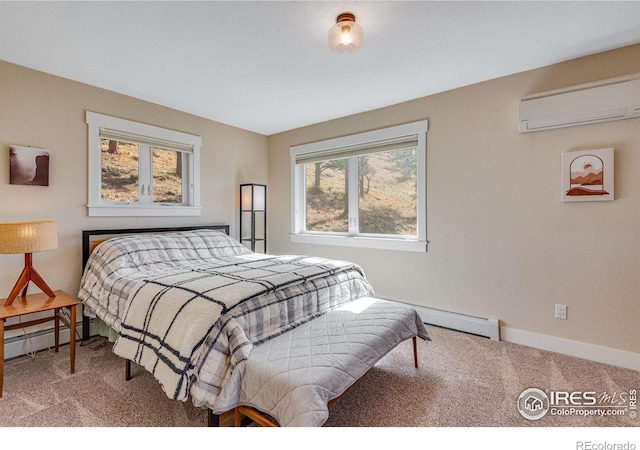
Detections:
290,120,428,252
86,112,201,216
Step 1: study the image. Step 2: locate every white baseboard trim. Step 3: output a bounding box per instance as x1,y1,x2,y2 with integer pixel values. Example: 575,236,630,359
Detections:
390,299,636,371
393,300,500,341
501,326,639,371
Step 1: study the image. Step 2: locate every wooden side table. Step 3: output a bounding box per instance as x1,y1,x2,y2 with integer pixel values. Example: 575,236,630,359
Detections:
0,290,80,398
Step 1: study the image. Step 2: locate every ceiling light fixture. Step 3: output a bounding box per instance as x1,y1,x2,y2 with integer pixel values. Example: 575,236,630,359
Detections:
328,12,363,54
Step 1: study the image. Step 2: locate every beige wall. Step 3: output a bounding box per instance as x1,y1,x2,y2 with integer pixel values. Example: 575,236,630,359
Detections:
0,61,268,302
268,44,640,354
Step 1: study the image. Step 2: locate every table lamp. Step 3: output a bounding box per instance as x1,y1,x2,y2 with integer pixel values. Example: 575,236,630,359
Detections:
0,220,58,305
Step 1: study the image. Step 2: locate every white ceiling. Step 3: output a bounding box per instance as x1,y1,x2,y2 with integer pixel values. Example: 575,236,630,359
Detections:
2,1,640,136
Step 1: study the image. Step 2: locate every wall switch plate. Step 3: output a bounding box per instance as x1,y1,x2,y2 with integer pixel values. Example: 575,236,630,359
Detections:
555,304,567,320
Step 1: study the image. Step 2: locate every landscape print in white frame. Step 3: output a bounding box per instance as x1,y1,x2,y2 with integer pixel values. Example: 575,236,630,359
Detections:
562,148,613,202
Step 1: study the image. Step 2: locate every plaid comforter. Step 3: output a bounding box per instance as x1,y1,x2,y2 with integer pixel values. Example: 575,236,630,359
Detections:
78,230,374,405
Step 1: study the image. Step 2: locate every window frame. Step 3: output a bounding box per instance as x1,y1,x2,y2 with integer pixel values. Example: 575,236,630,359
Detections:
289,120,428,252
86,111,201,217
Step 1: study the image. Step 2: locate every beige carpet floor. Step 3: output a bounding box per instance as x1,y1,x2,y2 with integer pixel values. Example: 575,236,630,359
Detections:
1,325,637,429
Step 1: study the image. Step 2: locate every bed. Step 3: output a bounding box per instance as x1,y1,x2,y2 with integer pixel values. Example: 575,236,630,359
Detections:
78,225,429,426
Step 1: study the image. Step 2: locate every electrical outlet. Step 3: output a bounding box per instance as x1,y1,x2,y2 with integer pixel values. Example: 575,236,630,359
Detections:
555,304,567,320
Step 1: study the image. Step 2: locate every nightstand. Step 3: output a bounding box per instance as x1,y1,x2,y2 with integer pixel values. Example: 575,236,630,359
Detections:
0,290,80,398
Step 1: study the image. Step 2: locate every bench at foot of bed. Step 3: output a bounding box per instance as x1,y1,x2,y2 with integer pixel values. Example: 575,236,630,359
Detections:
232,337,419,427
213,297,431,427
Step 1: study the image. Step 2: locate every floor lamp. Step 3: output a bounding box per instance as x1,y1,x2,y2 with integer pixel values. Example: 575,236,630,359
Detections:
239,183,267,253
0,221,58,306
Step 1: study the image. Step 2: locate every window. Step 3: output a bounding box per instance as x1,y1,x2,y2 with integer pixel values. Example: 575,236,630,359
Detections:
290,120,428,252
86,112,201,216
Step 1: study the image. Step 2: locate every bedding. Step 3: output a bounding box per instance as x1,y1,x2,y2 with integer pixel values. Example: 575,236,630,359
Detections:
214,297,431,427
78,229,374,407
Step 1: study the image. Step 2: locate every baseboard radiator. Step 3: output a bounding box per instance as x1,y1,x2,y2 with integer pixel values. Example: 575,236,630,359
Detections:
4,324,77,361
395,301,500,341
5,302,500,361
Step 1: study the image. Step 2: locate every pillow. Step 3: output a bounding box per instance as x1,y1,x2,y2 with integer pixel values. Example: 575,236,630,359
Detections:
92,229,252,271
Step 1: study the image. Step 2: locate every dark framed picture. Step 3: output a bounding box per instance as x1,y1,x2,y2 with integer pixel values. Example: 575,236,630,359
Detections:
9,145,50,186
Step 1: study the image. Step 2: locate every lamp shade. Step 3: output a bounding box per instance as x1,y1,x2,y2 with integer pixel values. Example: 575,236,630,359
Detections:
240,184,266,211
329,12,363,54
0,221,58,254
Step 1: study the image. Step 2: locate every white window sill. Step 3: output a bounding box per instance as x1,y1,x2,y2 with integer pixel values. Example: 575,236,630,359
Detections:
88,204,202,217
290,233,427,252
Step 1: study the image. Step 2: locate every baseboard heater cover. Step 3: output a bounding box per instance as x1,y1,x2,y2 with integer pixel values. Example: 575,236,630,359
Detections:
4,318,92,361
390,300,500,341
4,326,74,361
5,304,500,361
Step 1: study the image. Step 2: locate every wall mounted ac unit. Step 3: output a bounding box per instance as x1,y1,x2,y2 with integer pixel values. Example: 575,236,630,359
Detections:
519,73,640,133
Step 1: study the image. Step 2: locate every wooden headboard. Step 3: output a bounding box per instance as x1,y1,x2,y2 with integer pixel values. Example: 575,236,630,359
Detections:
80,224,230,340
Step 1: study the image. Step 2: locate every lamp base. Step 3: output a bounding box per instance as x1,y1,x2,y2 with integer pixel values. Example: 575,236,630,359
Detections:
4,253,56,306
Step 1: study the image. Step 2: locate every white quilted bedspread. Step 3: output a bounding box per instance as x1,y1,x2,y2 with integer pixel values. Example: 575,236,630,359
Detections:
212,297,431,427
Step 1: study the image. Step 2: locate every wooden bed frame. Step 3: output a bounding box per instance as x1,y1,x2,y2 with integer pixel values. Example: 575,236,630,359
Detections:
80,224,233,426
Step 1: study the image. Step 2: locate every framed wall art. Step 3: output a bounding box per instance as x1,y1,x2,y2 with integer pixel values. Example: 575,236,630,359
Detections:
9,145,50,186
561,148,613,202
